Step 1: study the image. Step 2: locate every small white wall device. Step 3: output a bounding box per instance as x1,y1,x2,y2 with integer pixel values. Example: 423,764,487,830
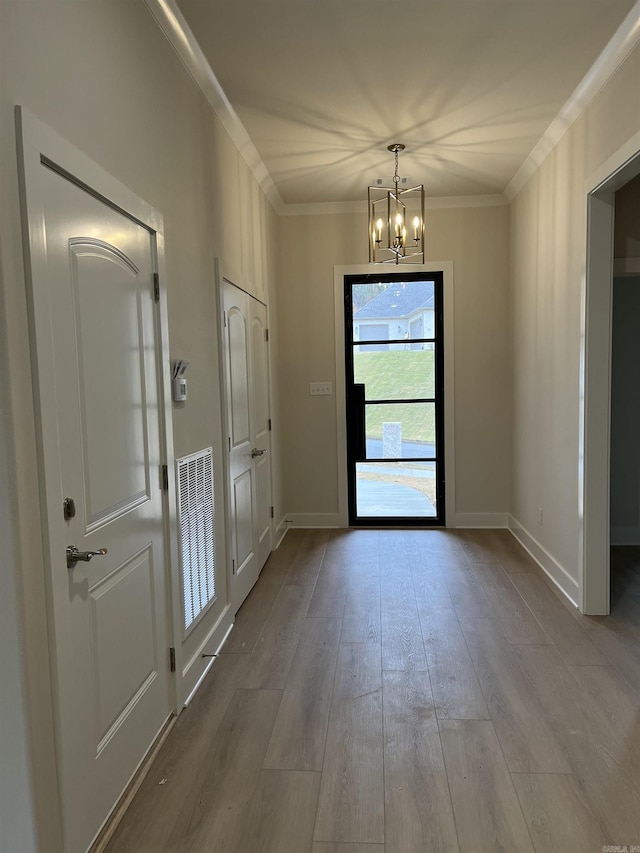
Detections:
172,359,189,402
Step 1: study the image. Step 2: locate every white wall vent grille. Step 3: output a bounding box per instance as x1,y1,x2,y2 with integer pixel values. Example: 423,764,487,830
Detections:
176,448,215,633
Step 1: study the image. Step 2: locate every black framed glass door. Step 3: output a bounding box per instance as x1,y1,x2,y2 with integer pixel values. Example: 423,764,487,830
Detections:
344,272,445,525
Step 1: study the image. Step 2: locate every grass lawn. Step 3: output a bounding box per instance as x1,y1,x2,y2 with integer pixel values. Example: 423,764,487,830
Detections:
353,349,436,443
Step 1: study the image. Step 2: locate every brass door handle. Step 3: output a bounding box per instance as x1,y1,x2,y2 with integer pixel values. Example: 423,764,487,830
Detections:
66,545,108,569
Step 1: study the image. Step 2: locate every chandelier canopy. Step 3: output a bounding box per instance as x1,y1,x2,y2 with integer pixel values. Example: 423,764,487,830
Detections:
368,144,425,265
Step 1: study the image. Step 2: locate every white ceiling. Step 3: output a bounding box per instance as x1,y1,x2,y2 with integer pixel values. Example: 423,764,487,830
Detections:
177,0,637,206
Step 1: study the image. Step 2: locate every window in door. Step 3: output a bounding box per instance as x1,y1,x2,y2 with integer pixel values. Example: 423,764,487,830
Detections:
344,272,445,525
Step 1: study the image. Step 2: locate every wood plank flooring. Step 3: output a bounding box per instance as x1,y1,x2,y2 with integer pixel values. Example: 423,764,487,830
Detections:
106,532,640,853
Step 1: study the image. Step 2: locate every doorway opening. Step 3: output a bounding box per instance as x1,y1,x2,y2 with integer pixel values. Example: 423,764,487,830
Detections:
609,174,640,615
583,139,640,614
344,271,445,526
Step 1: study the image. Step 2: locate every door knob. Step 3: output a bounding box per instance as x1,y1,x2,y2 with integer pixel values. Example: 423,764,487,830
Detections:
251,448,267,458
66,545,108,569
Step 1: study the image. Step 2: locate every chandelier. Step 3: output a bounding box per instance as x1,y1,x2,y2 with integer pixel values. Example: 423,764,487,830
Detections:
368,143,425,264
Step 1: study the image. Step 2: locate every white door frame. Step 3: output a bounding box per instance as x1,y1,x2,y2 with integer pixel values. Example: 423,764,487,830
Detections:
581,130,640,614
334,263,456,528
16,106,182,830
215,259,274,611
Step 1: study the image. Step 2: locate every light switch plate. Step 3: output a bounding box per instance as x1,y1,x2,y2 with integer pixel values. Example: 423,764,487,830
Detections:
309,382,332,396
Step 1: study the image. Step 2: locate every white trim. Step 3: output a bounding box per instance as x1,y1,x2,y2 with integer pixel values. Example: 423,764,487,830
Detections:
215,260,238,617
143,0,508,218
506,2,640,201
280,194,507,217
454,513,508,528
333,263,455,528
286,513,341,528
15,105,182,849
334,272,350,528
442,264,456,527
613,257,640,275
587,128,640,194
581,192,614,615
581,138,640,615
179,605,233,706
508,516,580,607
215,260,274,610
183,619,234,707
144,0,283,214
146,0,640,215
274,516,290,548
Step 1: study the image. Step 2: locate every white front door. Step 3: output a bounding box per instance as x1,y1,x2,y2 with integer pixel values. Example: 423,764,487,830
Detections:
221,279,272,610
18,115,172,853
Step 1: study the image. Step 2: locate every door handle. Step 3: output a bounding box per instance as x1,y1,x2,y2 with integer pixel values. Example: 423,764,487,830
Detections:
251,448,267,458
66,545,108,569
348,383,367,461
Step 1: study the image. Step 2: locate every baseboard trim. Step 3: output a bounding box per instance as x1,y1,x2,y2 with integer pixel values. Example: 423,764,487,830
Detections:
274,515,289,548
180,605,233,706
453,512,509,528
285,512,342,528
183,619,234,707
508,515,579,607
89,713,176,853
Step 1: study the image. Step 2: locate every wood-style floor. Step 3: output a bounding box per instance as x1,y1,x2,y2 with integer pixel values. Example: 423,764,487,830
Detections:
106,529,640,853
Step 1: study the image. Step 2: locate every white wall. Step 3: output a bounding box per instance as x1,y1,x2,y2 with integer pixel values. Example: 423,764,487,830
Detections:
276,204,511,525
510,41,640,592
0,327,38,853
0,2,281,847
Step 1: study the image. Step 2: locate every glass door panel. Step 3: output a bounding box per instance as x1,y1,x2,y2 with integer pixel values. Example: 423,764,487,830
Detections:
353,346,436,400
364,403,436,459
345,273,445,525
356,461,437,518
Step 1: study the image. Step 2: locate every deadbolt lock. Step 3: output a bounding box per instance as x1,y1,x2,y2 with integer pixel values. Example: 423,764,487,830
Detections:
63,497,76,521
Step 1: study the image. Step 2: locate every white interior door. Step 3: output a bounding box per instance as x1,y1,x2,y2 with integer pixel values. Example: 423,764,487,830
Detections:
252,300,273,570
19,118,172,853
221,280,272,611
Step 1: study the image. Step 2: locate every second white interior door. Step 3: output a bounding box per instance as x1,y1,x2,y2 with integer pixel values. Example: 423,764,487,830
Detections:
221,280,272,611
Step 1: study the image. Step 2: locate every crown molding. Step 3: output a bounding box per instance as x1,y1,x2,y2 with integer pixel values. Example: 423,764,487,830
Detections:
144,1,508,217
280,194,507,216
144,0,285,214
505,1,640,202
147,0,639,216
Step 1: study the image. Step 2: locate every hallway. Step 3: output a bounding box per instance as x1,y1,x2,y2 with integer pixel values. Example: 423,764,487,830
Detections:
106,528,640,852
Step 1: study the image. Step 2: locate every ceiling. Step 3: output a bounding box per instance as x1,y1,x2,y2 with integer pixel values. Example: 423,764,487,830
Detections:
177,0,637,206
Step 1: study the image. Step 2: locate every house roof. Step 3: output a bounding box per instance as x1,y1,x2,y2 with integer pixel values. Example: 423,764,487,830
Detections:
354,282,434,320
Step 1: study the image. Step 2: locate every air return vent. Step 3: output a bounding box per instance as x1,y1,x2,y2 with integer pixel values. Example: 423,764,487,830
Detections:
177,448,215,633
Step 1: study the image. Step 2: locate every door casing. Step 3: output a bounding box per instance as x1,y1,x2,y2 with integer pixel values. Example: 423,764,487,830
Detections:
217,261,274,613
343,271,446,526
581,131,640,614
16,106,181,850
334,263,456,527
